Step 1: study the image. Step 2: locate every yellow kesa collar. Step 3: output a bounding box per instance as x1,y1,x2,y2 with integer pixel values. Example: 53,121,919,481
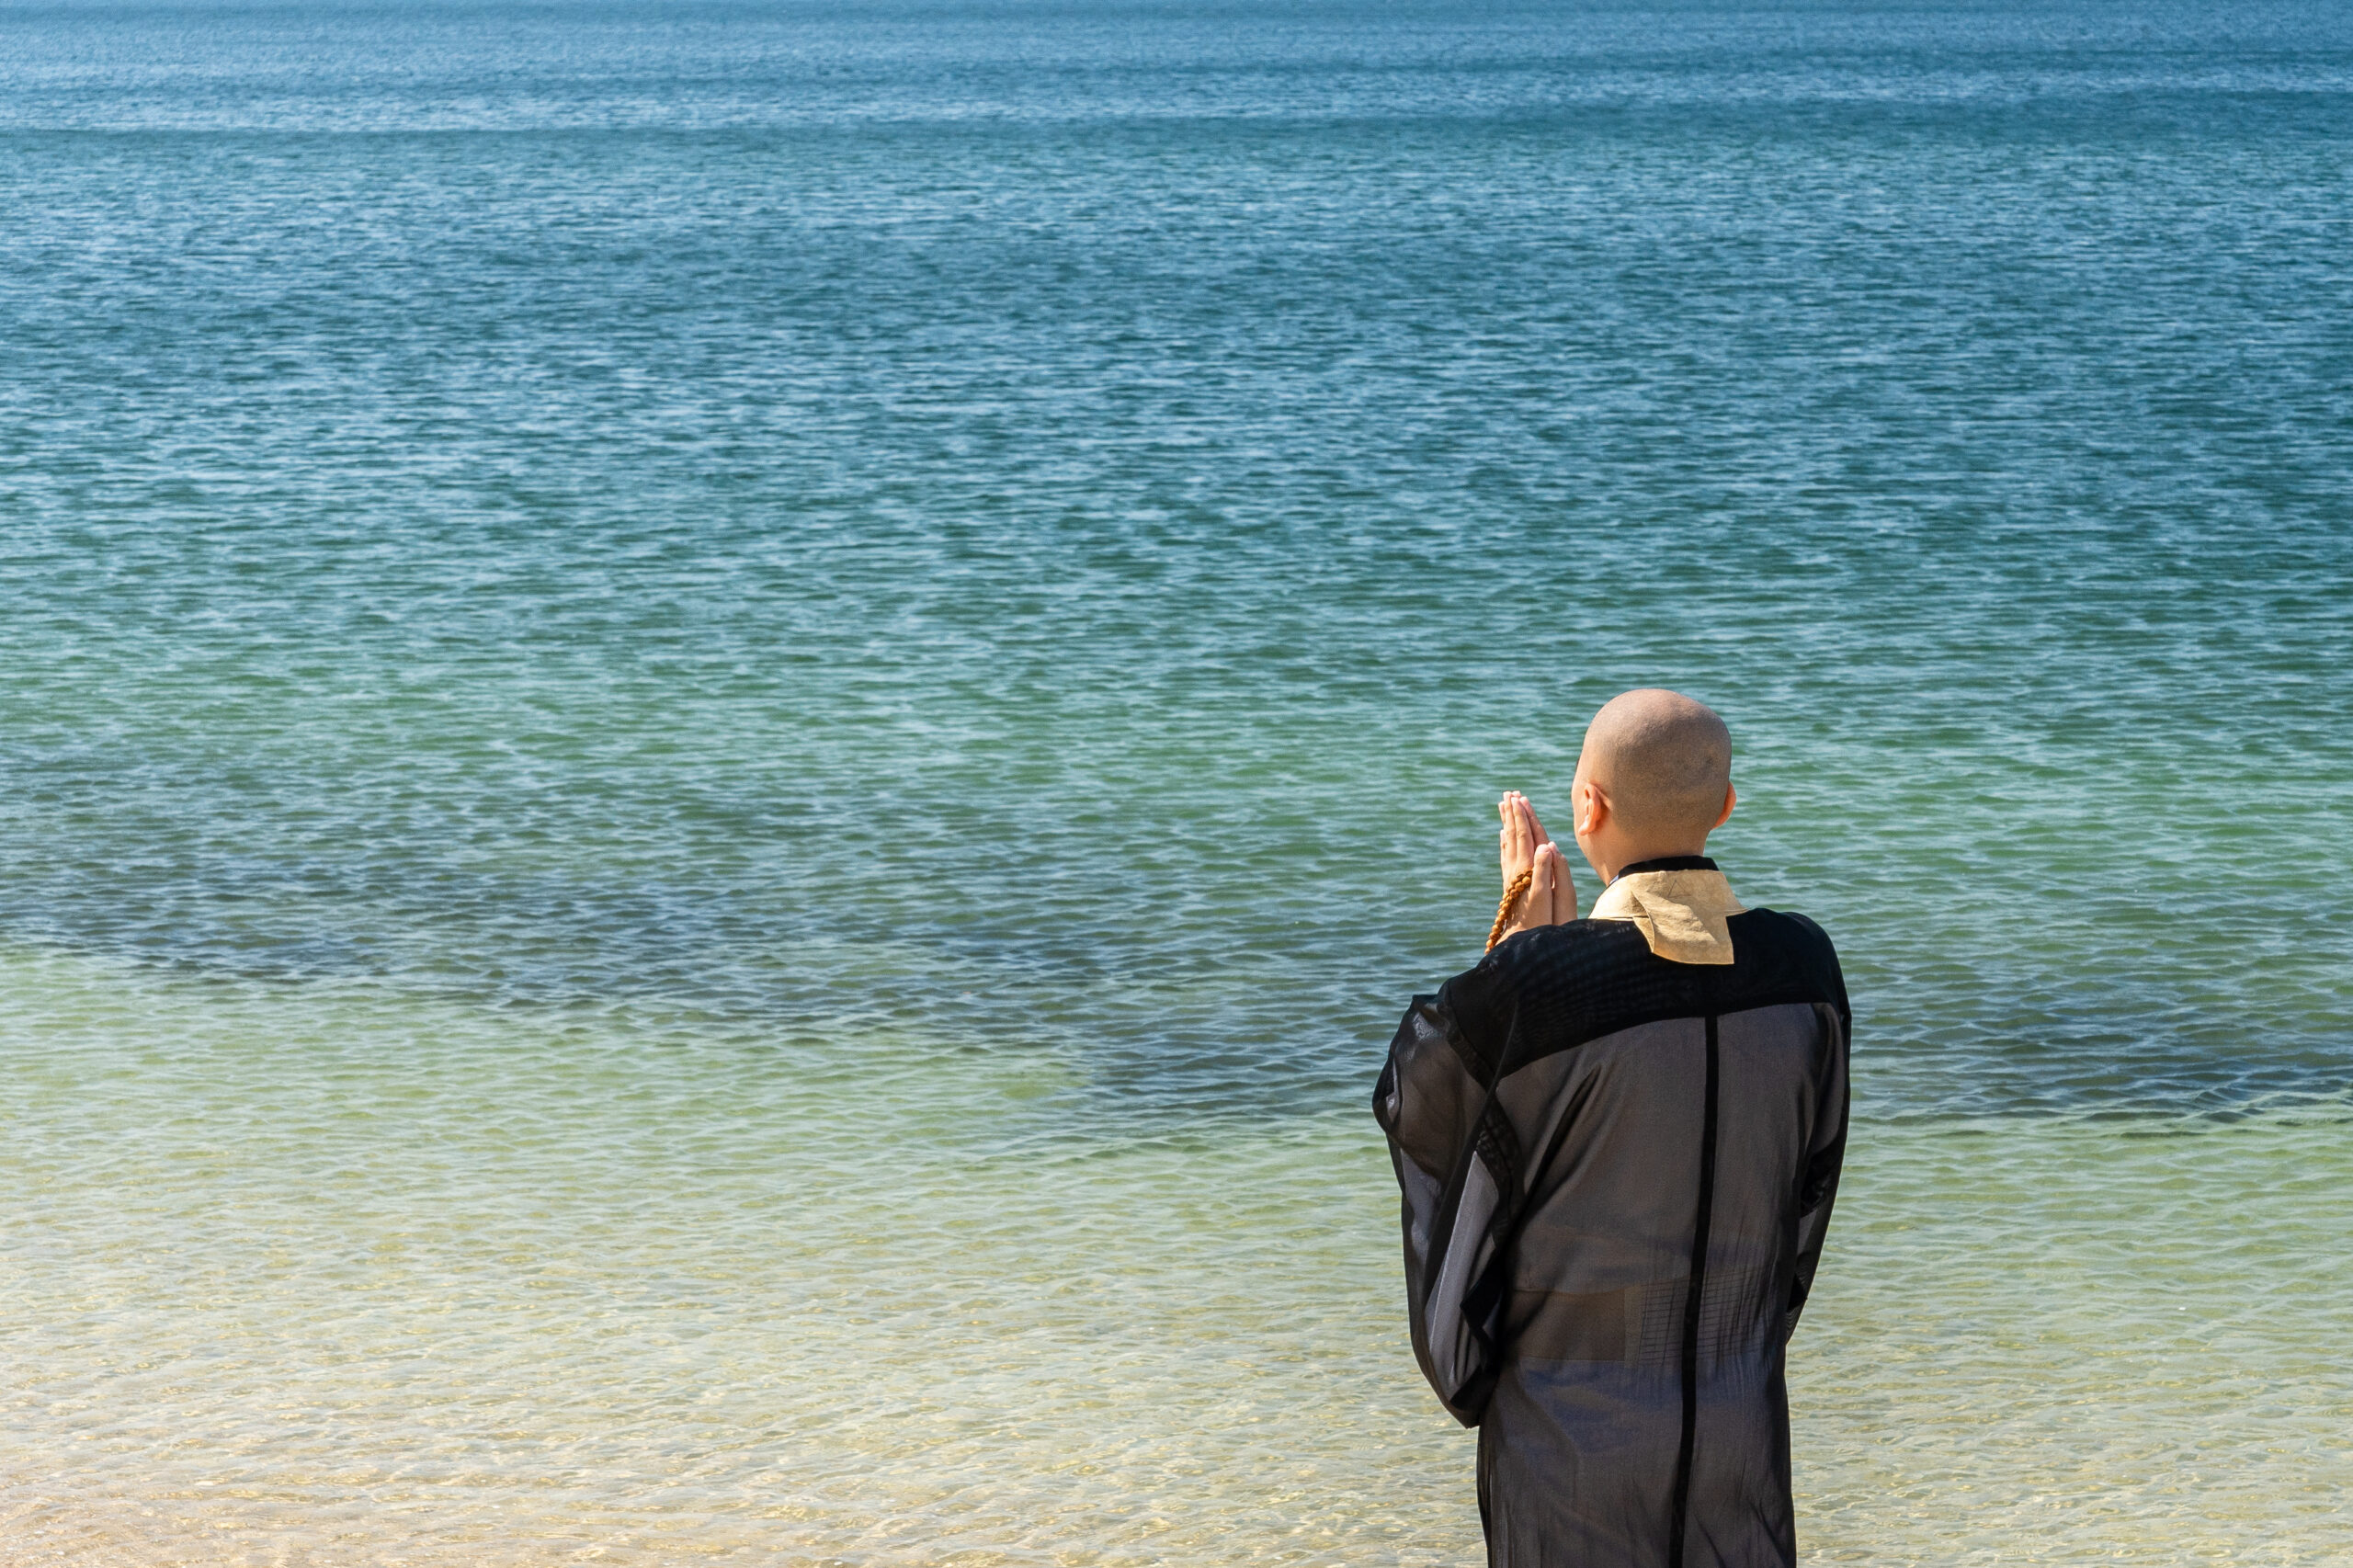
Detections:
1589,865,1745,966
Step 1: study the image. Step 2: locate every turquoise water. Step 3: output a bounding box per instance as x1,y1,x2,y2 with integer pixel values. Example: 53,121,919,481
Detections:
3,1,2350,1560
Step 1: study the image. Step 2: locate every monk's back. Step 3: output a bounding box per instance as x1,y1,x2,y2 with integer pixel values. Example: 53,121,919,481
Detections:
1447,908,1848,1566
1374,689,1851,1564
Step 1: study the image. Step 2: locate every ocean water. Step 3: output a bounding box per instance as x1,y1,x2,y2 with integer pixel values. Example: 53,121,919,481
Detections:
3,0,2349,1561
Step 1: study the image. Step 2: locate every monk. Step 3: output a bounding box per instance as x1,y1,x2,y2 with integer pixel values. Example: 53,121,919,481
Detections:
1372,689,1850,1567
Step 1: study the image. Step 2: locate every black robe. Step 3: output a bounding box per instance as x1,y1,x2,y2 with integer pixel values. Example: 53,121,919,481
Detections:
1373,875,1849,1567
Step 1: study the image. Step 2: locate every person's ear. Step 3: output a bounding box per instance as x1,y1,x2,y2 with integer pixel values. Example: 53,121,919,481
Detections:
1576,780,1608,837
1713,783,1737,831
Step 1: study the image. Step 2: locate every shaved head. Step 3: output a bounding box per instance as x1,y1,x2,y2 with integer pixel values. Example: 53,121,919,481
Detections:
1577,689,1733,844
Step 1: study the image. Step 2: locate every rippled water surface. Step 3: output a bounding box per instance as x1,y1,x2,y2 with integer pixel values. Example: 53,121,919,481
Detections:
3,0,2349,1559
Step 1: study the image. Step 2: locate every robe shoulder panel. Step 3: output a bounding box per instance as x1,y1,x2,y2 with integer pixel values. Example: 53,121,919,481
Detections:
1439,908,1847,1082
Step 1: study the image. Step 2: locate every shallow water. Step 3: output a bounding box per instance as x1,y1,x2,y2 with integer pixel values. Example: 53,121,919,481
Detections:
3,0,2350,1558
5,946,2348,1563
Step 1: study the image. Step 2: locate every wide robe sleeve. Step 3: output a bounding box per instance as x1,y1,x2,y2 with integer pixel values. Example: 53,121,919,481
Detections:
1370,985,1517,1427
1784,912,1853,1339
1785,1024,1850,1337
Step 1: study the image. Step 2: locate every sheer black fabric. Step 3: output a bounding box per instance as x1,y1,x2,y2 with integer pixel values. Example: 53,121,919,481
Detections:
1373,908,1849,1568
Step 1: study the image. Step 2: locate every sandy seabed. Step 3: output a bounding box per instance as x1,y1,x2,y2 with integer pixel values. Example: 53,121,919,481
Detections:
3,945,2347,1566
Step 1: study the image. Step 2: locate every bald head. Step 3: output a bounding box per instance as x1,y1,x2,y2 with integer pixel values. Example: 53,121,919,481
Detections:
1576,689,1733,846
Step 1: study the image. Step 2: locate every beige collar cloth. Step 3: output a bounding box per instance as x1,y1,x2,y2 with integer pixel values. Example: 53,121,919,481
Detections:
1589,866,1745,965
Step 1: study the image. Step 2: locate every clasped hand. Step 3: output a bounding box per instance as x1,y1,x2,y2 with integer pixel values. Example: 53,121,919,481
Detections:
1495,790,1577,944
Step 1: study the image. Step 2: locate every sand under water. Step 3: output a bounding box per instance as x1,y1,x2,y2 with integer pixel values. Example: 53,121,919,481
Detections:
5,945,2347,1563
